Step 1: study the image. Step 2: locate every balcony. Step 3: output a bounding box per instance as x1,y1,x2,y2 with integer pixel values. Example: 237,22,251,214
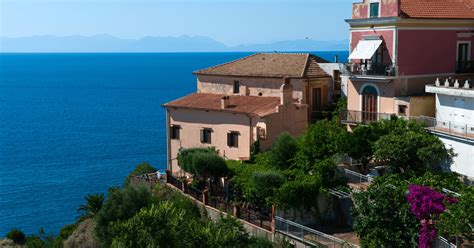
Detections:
455,61,474,74
340,110,396,125
340,110,474,141
344,62,396,77
412,116,474,141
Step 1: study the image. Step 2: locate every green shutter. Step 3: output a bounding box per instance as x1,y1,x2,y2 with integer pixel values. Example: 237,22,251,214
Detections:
370,3,379,18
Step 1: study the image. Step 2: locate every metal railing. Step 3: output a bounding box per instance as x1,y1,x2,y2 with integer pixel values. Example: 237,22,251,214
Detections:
275,216,359,248
340,110,395,125
455,60,474,74
343,169,373,185
344,62,395,76
412,116,474,141
433,235,457,248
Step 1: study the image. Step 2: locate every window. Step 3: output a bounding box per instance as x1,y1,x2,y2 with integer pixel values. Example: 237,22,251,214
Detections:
398,105,407,115
369,2,380,18
233,81,240,94
170,125,180,140
200,128,212,144
312,88,322,111
227,131,239,147
456,42,471,73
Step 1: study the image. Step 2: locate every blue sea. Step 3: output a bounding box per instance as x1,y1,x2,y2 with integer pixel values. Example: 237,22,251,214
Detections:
0,51,348,235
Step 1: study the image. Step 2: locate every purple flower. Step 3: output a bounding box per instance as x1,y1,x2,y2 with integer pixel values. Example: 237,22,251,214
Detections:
406,185,458,247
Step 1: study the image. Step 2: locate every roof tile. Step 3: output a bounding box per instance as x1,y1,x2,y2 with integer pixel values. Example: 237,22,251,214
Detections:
194,53,330,78
163,93,281,117
401,0,474,19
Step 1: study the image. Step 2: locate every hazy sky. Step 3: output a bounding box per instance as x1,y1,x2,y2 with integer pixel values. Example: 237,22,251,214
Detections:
0,0,352,46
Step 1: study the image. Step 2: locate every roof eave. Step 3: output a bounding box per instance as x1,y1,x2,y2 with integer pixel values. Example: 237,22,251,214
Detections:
162,105,268,117
193,72,306,79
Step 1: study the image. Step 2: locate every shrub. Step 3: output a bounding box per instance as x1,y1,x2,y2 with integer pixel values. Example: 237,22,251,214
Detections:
125,162,156,186
374,130,454,174
251,170,285,207
192,152,228,180
59,224,76,240
6,228,26,245
77,193,105,220
152,184,202,219
110,202,188,247
95,186,151,247
268,133,298,169
177,147,216,174
295,120,346,171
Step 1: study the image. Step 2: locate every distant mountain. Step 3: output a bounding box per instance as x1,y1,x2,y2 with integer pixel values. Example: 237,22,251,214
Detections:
233,39,349,52
0,35,348,52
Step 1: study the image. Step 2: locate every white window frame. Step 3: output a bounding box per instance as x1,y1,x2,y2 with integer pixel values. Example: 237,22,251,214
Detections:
456,41,471,62
368,0,381,18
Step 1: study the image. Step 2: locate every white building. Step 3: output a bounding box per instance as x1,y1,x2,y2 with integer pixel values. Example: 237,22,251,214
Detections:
425,78,474,180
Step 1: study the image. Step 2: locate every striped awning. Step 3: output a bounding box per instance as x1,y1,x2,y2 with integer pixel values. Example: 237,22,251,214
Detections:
349,39,383,60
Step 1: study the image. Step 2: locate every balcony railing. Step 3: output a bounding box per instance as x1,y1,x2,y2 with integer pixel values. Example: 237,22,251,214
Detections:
275,216,360,248
455,61,474,74
411,116,474,141
340,110,396,125
344,62,395,77
340,111,474,141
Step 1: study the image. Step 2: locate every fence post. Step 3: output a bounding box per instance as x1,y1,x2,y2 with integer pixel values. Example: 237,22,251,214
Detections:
181,181,188,193
202,190,209,205
165,170,171,184
233,205,240,218
271,205,276,235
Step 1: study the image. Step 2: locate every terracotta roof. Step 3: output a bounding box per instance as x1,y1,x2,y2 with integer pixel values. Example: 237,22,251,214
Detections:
194,53,330,78
400,0,474,19
163,93,281,117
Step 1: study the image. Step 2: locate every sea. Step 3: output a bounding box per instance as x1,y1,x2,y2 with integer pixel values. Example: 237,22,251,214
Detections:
0,51,348,235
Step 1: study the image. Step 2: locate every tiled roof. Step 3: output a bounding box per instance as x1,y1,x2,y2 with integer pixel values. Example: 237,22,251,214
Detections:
194,53,330,78
163,93,281,117
400,0,474,19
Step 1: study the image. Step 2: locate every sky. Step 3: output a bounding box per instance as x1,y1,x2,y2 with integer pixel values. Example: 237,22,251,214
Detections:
0,0,352,46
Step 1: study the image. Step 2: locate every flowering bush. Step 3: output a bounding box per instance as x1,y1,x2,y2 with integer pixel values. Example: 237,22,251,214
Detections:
407,185,458,248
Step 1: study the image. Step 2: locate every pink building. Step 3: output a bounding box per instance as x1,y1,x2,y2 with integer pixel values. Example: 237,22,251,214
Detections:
163,53,333,175
343,0,474,124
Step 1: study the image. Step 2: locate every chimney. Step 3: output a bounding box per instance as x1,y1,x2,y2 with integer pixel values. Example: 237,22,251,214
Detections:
334,55,339,63
221,96,230,109
280,77,293,106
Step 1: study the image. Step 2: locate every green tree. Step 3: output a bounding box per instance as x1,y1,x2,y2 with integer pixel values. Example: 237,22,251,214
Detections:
6,228,26,245
110,202,188,247
192,152,228,181
125,162,157,186
95,186,151,247
373,130,453,174
268,133,298,170
353,175,419,247
342,124,379,173
250,170,285,208
438,188,474,241
276,172,322,210
295,120,346,172
77,193,105,220
177,147,217,174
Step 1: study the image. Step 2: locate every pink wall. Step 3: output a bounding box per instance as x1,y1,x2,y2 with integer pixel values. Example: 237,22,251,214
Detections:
398,30,474,75
352,0,399,19
351,30,395,63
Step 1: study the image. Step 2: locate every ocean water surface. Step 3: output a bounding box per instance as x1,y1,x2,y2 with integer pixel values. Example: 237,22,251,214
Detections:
0,52,348,235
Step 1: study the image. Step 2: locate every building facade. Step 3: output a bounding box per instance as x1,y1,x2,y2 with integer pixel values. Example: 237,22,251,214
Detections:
164,53,334,175
425,79,474,180
344,0,474,124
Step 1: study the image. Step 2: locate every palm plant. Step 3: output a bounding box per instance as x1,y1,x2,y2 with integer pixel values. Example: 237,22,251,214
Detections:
77,193,105,220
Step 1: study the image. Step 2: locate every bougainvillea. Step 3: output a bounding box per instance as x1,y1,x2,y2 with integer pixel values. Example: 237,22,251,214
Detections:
407,185,458,248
